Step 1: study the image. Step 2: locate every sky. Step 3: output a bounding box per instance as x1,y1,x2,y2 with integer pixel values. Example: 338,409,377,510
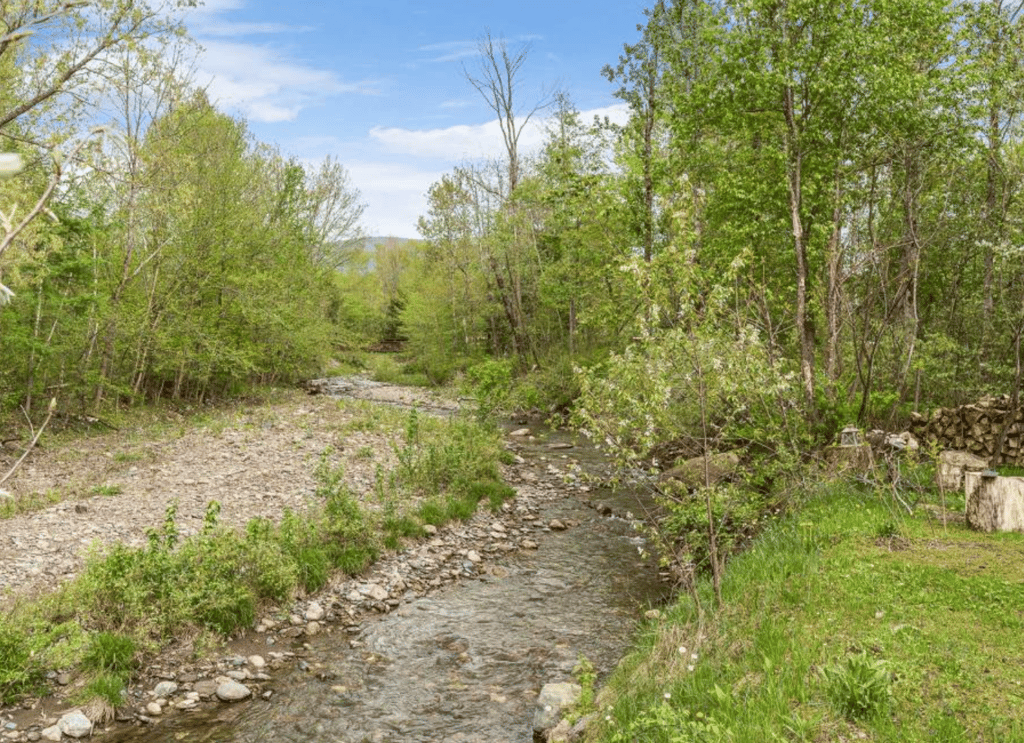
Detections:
181,0,649,238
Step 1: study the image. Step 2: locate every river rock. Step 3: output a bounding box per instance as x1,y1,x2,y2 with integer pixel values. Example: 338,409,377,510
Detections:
365,583,389,601
248,655,266,669
548,519,567,531
306,621,322,636
466,550,482,563
533,682,582,732
509,428,531,437
422,524,437,535
146,702,162,716
153,680,178,697
216,680,251,702
57,710,92,738
40,726,61,743
304,602,325,621
193,679,220,699
659,451,740,489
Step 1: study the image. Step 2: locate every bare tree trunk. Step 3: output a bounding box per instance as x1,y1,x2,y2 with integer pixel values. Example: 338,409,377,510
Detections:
784,83,816,411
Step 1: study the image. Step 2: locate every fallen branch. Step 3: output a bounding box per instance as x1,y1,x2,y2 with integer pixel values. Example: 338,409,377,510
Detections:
0,397,56,487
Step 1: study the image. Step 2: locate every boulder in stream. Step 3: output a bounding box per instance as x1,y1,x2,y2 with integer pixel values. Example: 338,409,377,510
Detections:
533,682,582,732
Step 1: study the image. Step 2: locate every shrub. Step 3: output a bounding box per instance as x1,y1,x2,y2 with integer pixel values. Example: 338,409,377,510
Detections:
0,622,42,704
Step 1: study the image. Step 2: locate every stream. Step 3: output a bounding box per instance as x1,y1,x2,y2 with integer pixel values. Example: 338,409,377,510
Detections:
104,386,668,742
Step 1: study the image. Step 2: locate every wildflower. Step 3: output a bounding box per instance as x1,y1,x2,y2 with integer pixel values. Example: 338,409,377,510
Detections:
663,692,671,700
687,664,695,672
691,653,699,661
678,646,687,655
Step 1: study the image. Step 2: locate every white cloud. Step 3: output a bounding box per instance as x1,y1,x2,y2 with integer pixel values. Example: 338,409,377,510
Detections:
346,162,446,238
197,21,316,37
418,40,478,63
198,40,378,123
369,103,630,161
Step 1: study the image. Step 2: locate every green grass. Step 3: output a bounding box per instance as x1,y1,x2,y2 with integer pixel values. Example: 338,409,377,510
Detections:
88,484,122,496
593,478,1024,742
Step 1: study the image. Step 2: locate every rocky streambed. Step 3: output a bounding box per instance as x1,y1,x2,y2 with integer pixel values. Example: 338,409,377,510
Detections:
0,380,667,742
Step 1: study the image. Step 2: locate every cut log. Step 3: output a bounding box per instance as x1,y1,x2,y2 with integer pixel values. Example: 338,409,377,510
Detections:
965,474,1024,533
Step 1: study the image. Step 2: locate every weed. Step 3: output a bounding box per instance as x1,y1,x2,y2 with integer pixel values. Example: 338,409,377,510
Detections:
81,632,136,674
83,671,127,707
0,621,43,704
823,651,893,719
89,484,122,497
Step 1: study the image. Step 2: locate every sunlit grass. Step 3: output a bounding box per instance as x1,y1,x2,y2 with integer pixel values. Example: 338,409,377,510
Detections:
594,477,1024,742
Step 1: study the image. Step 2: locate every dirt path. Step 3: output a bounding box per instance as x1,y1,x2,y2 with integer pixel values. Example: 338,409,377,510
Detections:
0,383,451,601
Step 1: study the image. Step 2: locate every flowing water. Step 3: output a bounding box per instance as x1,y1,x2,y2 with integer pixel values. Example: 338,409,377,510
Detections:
107,397,668,742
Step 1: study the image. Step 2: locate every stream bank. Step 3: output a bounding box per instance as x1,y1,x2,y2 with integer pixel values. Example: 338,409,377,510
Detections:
1,380,668,742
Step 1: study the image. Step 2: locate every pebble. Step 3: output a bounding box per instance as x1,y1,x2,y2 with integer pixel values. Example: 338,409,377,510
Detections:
153,681,178,697
304,602,325,622
146,702,162,716
248,655,266,669
216,680,252,702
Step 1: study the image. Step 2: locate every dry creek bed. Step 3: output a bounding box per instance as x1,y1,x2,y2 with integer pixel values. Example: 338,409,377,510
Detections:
0,383,611,742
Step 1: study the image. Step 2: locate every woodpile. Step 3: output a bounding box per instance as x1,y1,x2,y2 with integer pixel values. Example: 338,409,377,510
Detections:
909,395,1024,465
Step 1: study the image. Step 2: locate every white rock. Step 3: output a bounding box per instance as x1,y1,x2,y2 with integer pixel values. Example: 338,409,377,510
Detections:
422,524,438,536
248,654,266,669
533,683,582,732
153,681,178,697
509,428,531,437
216,680,252,702
304,602,325,621
466,550,482,563
146,702,162,716
40,726,62,742
305,621,321,636
58,710,93,739
365,583,389,601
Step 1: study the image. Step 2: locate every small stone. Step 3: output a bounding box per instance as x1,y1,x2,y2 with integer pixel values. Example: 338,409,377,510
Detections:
522,539,538,550
216,680,252,702
289,614,304,626
644,609,662,621
146,702,162,716
226,669,249,681
56,673,72,686
153,681,178,697
509,428,531,437
490,522,506,532
26,732,41,742
422,524,437,535
304,602,325,622
548,519,567,531
57,710,93,739
175,698,198,710
248,655,266,669
40,726,61,743
193,680,219,699
305,621,321,636
466,550,482,563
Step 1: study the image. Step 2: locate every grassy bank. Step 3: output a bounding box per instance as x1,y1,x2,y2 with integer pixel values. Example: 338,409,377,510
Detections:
0,400,513,710
590,475,1024,742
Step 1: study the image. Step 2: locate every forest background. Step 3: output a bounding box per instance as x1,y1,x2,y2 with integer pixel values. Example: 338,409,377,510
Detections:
2,0,1024,454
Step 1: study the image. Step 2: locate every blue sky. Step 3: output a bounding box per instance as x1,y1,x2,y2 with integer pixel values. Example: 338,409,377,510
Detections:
182,0,648,238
